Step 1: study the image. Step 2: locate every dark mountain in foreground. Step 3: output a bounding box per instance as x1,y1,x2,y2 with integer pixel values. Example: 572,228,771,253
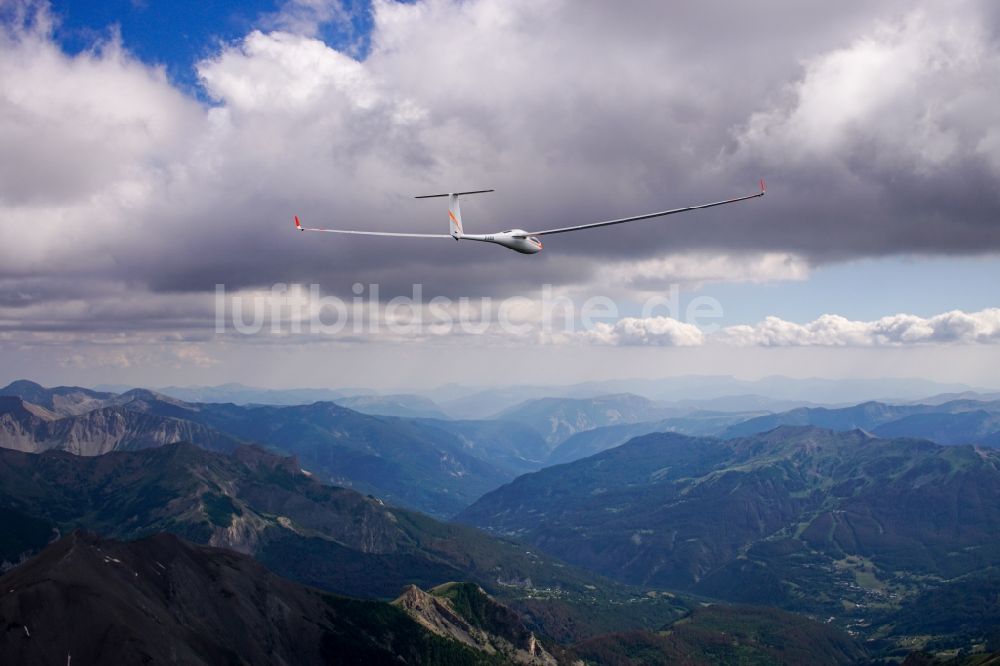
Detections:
0,531,496,665
0,443,604,600
0,532,868,666
0,442,690,649
565,604,866,666
459,427,1000,652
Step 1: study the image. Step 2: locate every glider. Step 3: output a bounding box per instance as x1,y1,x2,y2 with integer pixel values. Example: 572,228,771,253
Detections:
293,180,765,255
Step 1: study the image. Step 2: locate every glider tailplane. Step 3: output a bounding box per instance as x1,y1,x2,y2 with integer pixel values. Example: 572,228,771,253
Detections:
448,194,463,238
413,189,493,240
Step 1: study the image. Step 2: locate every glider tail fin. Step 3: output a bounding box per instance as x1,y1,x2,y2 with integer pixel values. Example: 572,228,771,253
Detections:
448,194,463,238
414,190,493,240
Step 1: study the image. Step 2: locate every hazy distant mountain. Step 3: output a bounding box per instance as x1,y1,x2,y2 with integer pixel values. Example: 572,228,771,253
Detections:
561,375,979,404
418,418,550,476
438,387,566,419
666,393,824,412
722,399,1000,445
0,396,241,456
0,381,530,517
0,531,495,666
335,393,451,419
546,410,763,465
872,409,1000,445
179,401,515,516
154,382,373,405
903,390,1000,406
0,380,113,416
431,375,982,413
498,394,682,448
459,427,1000,650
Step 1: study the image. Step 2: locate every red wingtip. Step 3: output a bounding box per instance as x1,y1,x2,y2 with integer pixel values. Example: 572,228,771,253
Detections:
294,215,301,229
760,178,767,193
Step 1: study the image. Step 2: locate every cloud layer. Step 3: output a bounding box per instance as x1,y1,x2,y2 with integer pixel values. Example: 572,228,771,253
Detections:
717,308,1000,348
1,0,999,377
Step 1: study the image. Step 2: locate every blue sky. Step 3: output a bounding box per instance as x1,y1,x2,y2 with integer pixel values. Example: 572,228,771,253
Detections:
49,0,375,93
701,256,1000,325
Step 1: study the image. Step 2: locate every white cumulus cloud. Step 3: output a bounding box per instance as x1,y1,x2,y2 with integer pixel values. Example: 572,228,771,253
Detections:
584,316,705,347
718,308,1000,347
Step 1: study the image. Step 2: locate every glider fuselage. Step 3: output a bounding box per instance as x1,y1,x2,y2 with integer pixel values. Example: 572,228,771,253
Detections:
457,229,543,254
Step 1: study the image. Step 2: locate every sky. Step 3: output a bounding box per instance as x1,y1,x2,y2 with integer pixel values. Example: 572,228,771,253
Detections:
1,0,999,392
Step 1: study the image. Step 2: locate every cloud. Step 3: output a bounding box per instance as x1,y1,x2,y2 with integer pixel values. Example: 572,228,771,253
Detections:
718,308,1000,347
594,252,810,293
260,0,353,41
559,308,1000,348
732,0,1000,257
1,0,1000,367
583,316,705,347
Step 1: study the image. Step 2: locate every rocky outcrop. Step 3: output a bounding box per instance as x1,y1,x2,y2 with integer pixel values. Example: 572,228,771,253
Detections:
393,583,557,665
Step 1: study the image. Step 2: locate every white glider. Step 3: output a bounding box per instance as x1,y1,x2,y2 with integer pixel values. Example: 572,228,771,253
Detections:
294,180,765,255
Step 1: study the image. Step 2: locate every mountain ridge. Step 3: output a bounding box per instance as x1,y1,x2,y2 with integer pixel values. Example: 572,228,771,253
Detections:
0,530,500,665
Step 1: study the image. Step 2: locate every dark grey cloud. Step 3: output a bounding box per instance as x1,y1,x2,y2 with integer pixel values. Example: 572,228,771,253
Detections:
1,0,999,333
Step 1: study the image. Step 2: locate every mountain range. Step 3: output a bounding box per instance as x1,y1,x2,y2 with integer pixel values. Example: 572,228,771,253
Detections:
0,442,605,599
544,398,1000,466
722,399,1000,443
459,427,1000,655
0,380,549,517
0,529,872,665
0,531,508,665
497,394,683,448
5,377,1000,660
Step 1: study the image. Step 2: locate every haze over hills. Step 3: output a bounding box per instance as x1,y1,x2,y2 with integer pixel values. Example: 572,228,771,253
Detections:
334,394,451,419
0,380,114,416
0,381,546,517
82,375,990,417
546,410,764,465
425,375,983,415
459,427,1000,654
497,394,683,448
6,379,1000,518
723,399,1000,444
546,398,1000,466
148,383,374,405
